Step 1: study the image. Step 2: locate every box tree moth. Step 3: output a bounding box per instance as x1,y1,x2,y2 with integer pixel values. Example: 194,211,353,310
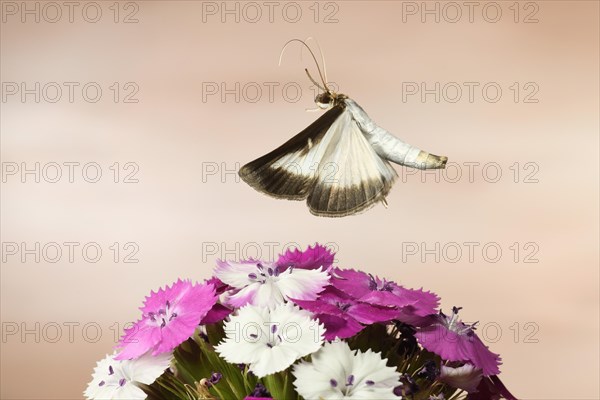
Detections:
239,39,448,217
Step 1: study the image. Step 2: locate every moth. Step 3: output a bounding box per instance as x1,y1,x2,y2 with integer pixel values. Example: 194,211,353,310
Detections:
239,39,448,217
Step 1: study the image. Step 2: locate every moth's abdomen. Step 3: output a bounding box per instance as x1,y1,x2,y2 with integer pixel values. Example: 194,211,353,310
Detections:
344,98,448,170
413,152,448,170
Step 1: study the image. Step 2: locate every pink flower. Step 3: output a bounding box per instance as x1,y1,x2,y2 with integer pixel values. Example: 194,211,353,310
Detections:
201,277,232,324
415,307,502,376
115,279,217,360
276,243,335,270
331,268,440,324
466,375,517,400
292,286,398,340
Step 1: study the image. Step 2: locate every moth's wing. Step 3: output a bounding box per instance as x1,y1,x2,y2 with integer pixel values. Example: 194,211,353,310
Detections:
239,105,345,200
307,110,398,217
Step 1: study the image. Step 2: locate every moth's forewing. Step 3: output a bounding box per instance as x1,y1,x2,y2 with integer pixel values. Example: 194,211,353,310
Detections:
239,105,344,200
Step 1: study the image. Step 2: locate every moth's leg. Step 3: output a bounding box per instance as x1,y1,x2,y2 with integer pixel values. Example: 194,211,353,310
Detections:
345,99,447,170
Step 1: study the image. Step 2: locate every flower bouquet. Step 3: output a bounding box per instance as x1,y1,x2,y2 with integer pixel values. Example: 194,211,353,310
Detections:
85,244,516,400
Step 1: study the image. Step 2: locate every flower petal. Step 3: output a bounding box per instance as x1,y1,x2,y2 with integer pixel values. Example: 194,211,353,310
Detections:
416,321,501,376
293,341,400,400
116,281,216,359
277,243,335,270
331,268,372,298
201,303,232,324
216,303,323,378
348,303,398,324
440,364,482,393
316,314,364,340
215,260,259,288
276,267,329,301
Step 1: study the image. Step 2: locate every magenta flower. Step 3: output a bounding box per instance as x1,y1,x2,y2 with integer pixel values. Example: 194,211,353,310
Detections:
292,286,398,340
202,302,232,324
331,268,440,324
466,375,517,400
201,277,232,324
276,243,335,270
115,279,217,360
415,307,502,376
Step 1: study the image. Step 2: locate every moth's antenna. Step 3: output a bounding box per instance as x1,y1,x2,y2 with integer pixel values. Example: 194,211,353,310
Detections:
305,37,328,87
303,70,326,112
279,38,329,92
305,68,327,92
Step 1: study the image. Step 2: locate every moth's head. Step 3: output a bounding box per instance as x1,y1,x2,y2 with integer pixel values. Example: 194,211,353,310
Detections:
315,91,336,109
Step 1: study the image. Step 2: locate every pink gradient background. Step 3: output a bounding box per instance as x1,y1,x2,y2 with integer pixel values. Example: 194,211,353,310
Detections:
1,1,598,398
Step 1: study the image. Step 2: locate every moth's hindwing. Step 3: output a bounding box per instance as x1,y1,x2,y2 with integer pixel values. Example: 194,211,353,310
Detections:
307,111,397,217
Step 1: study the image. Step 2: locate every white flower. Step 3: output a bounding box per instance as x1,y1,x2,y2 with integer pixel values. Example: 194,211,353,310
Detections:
215,302,324,377
293,341,401,399
215,260,329,309
439,364,482,393
84,351,172,399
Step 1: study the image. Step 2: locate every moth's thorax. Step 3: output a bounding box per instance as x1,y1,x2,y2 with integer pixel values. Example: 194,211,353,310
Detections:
315,92,347,109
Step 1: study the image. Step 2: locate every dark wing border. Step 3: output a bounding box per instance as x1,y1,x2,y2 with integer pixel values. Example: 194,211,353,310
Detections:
308,177,396,217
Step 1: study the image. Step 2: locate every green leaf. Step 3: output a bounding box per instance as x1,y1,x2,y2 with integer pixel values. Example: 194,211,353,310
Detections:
143,371,191,400
162,330,257,399
263,370,298,400
205,322,226,345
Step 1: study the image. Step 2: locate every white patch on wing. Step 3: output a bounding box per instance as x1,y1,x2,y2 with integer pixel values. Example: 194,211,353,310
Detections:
270,122,339,180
